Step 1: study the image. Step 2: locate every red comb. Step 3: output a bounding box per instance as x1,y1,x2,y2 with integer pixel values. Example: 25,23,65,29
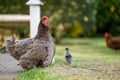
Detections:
42,16,48,19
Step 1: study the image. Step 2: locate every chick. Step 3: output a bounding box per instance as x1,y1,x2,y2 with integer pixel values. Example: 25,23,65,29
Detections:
65,48,72,64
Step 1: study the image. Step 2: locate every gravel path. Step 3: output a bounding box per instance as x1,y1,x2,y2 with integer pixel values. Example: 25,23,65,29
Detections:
0,53,23,80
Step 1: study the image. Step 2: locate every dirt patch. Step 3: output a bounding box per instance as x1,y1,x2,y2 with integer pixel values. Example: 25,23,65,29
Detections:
0,53,23,80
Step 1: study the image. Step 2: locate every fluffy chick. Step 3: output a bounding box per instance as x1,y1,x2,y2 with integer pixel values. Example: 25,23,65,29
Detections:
65,48,72,64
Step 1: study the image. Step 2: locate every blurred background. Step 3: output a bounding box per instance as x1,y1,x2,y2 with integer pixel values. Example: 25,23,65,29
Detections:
0,0,120,49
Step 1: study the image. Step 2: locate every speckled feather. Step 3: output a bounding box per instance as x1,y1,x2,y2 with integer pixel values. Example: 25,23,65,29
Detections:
65,48,72,64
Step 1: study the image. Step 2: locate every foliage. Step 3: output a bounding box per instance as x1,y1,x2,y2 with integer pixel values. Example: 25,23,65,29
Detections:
15,27,29,39
0,27,29,49
0,0,96,43
42,0,96,38
67,21,84,37
18,38,120,80
96,0,120,35
0,47,6,53
0,0,28,14
1,0,120,42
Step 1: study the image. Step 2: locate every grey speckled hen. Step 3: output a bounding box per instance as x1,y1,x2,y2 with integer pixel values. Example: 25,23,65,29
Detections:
6,16,55,70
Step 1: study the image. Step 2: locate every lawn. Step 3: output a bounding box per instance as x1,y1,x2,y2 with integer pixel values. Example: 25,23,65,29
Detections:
18,38,120,80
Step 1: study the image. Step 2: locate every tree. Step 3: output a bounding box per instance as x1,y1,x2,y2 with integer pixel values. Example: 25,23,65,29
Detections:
96,0,120,36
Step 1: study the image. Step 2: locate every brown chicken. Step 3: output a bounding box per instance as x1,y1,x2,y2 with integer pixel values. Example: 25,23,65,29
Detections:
104,32,120,50
6,16,55,70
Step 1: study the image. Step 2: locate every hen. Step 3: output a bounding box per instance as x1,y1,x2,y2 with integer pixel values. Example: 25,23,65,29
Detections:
104,32,120,50
6,16,55,70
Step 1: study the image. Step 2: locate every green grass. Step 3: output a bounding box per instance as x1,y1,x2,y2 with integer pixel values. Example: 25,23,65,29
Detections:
18,38,120,80
0,47,6,53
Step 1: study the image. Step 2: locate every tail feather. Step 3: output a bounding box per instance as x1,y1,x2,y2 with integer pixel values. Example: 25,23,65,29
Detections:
6,36,15,52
